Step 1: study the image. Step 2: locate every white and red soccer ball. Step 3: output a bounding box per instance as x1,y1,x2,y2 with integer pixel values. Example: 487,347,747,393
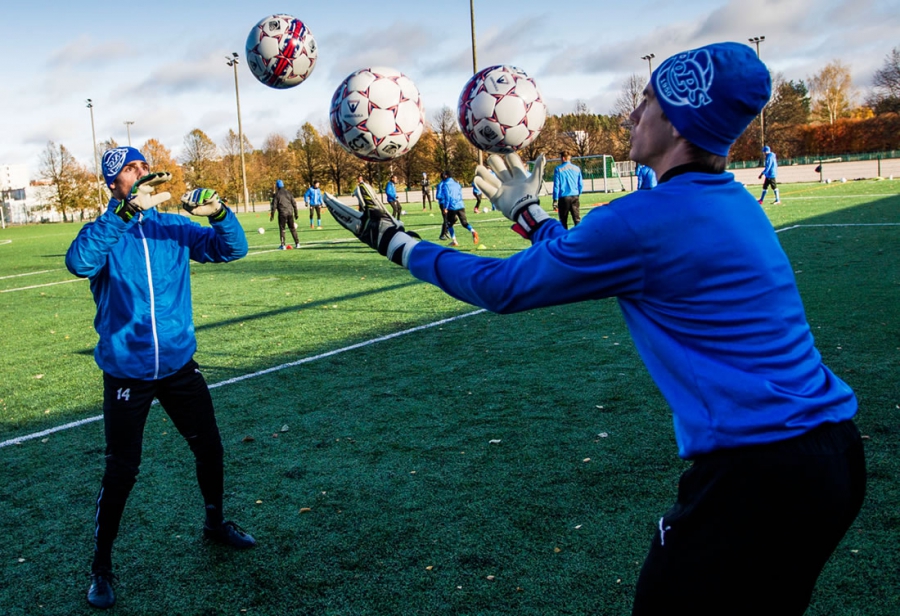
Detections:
245,14,317,89
329,67,426,162
457,65,547,154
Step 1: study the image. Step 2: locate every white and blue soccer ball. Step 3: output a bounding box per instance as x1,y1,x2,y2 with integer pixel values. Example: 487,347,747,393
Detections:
257,227,265,235
329,67,425,162
457,65,547,154
245,14,317,89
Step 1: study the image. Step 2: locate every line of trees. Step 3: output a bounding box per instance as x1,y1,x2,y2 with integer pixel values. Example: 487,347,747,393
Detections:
38,46,900,221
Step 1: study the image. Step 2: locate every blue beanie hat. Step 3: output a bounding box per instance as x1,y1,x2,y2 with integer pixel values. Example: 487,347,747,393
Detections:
763,145,771,153
276,179,284,188
652,42,771,157
101,146,147,187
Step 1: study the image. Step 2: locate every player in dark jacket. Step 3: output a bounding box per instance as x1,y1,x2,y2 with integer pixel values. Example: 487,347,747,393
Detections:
270,179,299,249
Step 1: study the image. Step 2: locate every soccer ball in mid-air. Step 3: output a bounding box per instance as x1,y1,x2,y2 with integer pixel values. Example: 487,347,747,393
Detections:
245,14,317,89
457,65,547,154
258,227,265,234
329,67,425,162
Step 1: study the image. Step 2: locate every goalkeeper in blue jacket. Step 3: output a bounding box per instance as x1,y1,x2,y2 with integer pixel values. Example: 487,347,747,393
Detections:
758,145,781,204
66,147,255,610
323,43,865,615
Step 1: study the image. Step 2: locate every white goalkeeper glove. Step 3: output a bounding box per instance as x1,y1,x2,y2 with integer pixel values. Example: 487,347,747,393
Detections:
354,182,389,213
113,172,172,222
323,193,420,267
474,153,549,238
181,188,227,221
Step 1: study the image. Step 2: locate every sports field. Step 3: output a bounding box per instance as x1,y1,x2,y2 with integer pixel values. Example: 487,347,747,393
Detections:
1,181,897,615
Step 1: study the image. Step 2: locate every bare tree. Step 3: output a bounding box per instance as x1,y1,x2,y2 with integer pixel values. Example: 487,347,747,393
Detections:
614,74,646,119
809,61,855,124
867,46,900,114
39,141,94,222
431,107,457,173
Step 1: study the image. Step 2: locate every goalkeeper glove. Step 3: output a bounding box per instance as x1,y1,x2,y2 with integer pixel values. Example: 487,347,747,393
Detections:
113,172,172,223
474,153,549,238
181,188,227,221
324,193,420,267
354,182,389,213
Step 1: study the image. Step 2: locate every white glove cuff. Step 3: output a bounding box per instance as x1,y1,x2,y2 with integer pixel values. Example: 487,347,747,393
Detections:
516,204,550,234
387,232,421,269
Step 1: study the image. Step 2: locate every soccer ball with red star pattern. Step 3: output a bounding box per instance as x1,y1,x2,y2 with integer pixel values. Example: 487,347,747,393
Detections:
329,67,426,162
457,65,547,154
245,14,317,90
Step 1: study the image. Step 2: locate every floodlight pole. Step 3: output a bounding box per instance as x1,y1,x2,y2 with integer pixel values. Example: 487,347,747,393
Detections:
87,99,104,209
470,0,483,167
749,36,766,163
641,54,655,79
124,121,134,146
227,53,251,212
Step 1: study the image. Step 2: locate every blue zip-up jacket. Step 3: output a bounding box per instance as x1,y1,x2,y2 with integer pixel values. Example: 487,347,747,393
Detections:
408,169,856,458
385,180,398,202
435,178,464,211
553,161,583,200
636,164,657,190
65,203,248,381
304,187,323,206
762,150,778,179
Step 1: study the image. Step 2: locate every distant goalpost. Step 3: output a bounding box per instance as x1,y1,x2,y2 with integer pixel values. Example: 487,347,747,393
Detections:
531,155,631,194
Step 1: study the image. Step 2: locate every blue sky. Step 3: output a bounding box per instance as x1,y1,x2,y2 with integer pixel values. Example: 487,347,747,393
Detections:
1,0,897,175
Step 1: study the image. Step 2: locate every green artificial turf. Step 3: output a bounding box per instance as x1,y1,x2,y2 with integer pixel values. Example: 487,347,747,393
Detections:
0,181,897,614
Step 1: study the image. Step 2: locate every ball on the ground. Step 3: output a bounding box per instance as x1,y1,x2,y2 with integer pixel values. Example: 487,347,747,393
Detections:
457,65,547,154
245,14,317,89
329,67,425,162
258,227,265,234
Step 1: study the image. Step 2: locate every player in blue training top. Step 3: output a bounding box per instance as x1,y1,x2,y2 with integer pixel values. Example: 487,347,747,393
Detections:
66,147,255,609
324,43,865,615
472,179,483,213
635,163,657,190
758,145,781,204
552,151,584,228
304,180,324,229
435,171,479,247
385,174,402,219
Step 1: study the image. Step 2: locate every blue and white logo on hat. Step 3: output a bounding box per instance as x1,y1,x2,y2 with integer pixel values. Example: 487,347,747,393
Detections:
655,49,714,109
102,148,130,179
101,146,146,187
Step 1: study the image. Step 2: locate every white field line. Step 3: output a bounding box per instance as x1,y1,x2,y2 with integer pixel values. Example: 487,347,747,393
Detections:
776,222,900,233
3,220,898,449
0,309,486,449
0,278,86,293
0,269,62,280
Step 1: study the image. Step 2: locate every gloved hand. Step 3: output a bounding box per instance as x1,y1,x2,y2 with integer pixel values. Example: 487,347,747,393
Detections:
181,188,227,221
355,182,389,213
113,172,172,222
474,153,549,237
323,193,420,267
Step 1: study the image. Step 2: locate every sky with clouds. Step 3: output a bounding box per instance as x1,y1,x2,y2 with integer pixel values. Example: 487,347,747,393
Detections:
1,0,897,176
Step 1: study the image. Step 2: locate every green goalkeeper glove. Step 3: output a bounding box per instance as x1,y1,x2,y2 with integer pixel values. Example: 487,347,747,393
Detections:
181,188,227,221
474,153,548,238
113,172,172,223
324,193,420,267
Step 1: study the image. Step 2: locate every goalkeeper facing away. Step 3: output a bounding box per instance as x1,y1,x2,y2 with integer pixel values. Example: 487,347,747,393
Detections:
323,43,865,615
66,146,255,610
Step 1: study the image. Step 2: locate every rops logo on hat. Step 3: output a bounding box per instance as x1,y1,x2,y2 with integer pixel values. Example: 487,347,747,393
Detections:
655,49,714,109
102,148,130,178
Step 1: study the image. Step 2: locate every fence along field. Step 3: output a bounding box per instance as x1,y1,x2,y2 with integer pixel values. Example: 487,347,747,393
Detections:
0,182,897,614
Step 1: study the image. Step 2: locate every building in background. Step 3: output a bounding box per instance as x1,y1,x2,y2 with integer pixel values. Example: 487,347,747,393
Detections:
0,164,59,225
